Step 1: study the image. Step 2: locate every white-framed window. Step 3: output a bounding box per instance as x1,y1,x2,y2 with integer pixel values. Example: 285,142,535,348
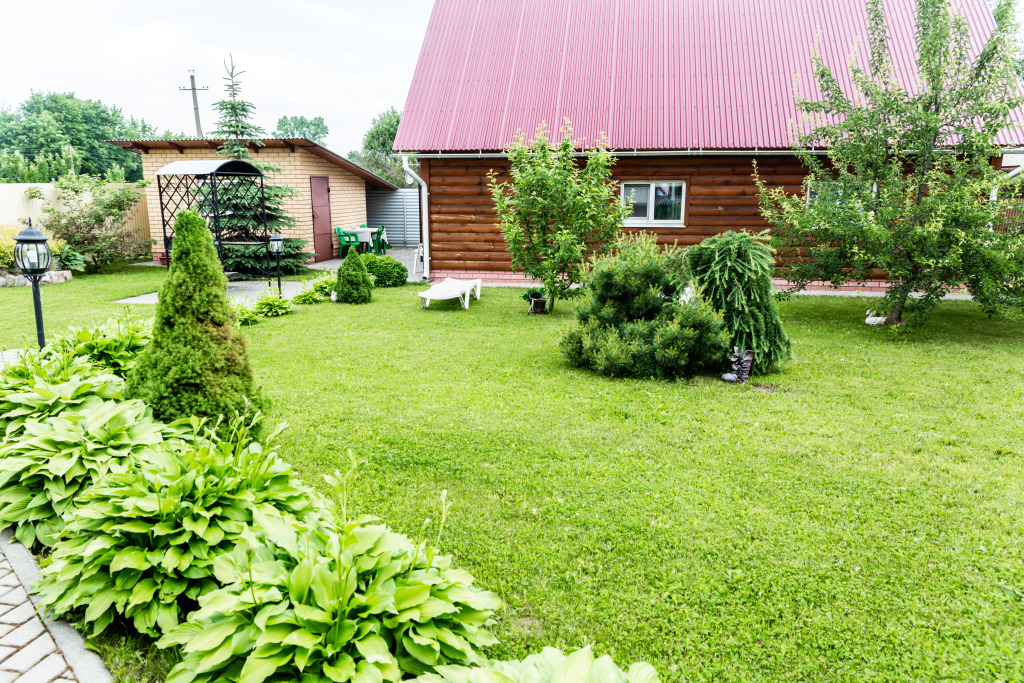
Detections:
622,181,686,226
805,180,849,207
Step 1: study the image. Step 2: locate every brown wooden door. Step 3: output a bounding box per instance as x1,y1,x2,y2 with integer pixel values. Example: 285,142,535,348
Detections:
310,176,332,262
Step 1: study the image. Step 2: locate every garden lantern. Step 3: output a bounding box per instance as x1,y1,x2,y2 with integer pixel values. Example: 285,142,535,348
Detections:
13,219,52,349
269,233,283,294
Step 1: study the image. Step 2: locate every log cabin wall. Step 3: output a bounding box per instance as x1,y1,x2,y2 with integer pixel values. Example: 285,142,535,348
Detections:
423,154,807,276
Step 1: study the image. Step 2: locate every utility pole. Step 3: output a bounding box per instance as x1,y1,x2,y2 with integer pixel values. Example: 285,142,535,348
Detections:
179,71,209,138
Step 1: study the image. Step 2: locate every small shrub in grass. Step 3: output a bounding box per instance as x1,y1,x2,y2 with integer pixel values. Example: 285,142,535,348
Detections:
561,233,730,379
0,399,179,547
48,309,152,378
412,645,660,683
126,209,264,423
362,253,408,287
36,413,328,637
311,269,336,298
291,280,324,305
158,501,502,683
336,245,373,304
684,231,792,375
232,298,261,326
253,289,292,317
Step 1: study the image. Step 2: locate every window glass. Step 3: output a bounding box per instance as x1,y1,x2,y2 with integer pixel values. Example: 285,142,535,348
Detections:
653,183,684,220
623,184,649,219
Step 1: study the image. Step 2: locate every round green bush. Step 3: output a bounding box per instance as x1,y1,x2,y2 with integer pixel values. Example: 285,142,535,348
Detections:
361,253,408,287
561,233,730,379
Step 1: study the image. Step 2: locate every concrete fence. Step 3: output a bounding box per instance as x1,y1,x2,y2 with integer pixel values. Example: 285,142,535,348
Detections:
0,183,151,246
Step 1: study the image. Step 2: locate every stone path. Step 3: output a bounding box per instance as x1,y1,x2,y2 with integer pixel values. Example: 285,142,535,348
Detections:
0,532,110,683
0,555,75,682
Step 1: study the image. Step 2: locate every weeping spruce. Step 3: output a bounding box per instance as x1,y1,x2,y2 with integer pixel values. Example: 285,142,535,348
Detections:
684,231,792,375
126,210,263,422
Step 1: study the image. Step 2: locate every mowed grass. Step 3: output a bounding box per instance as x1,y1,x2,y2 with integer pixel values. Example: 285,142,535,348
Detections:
2,269,1023,682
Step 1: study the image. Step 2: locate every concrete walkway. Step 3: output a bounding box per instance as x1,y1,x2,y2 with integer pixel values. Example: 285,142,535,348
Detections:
116,279,308,306
0,531,111,682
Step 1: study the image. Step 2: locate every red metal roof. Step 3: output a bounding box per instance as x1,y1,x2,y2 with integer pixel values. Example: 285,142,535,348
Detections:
394,0,1024,152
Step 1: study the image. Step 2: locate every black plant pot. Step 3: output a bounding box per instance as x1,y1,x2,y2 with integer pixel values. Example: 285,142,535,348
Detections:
528,298,548,314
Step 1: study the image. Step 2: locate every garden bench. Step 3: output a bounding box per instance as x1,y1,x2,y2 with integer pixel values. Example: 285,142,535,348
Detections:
418,278,482,309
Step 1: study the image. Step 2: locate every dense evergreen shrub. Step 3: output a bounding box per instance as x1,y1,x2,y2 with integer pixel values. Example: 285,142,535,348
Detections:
362,253,408,287
220,238,312,277
561,233,730,379
125,210,264,423
335,245,373,303
684,231,792,375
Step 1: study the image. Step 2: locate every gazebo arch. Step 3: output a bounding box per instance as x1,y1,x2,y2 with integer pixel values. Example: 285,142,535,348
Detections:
155,159,269,277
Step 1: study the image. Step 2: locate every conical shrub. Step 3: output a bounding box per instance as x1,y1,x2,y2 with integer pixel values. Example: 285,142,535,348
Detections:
335,246,373,304
126,210,263,422
684,231,792,375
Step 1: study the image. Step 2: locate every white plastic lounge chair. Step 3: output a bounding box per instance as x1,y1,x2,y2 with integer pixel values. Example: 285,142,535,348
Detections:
419,278,482,309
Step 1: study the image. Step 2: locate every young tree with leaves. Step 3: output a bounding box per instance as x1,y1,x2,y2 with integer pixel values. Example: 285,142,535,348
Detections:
490,122,629,313
211,56,297,237
274,115,329,144
757,0,1024,328
348,107,412,186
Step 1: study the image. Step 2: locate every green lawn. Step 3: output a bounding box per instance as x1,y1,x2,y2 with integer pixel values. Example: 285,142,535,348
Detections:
2,268,1023,682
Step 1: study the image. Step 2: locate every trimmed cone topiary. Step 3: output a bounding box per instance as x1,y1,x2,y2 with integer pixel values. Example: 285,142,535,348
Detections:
684,230,792,375
335,245,373,303
125,210,263,422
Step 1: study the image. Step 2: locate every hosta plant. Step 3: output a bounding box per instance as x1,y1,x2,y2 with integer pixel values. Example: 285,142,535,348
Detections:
311,270,336,299
48,310,153,378
158,503,503,683
233,298,262,327
36,414,329,637
253,290,293,318
0,399,176,547
292,280,325,305
412,646,661,683
0,353,122,440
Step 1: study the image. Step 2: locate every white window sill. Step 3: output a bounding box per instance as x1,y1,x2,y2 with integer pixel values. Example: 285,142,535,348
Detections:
623,220,688,229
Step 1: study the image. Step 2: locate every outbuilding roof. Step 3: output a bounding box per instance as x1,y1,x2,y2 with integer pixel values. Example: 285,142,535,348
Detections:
108,138,396,189
393,0,1024,153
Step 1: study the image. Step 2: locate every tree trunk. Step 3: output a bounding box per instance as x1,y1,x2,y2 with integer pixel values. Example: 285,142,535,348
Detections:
885,287,910,326
548,294,556,314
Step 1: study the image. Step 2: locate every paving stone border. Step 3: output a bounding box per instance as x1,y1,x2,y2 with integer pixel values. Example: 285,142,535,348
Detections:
0,530,111,683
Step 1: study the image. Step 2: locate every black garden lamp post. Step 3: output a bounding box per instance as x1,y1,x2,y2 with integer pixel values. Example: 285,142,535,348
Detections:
13,219,52,350
268,233,283,295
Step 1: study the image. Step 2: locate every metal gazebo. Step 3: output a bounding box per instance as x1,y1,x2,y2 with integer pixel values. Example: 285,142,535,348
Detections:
155,159,271,280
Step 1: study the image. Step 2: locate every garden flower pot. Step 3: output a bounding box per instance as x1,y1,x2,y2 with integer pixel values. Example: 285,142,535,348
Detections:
528,298,548,314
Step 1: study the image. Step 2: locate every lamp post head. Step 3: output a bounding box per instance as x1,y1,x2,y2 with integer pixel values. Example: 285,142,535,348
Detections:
269,233,284,255
13,219,52,277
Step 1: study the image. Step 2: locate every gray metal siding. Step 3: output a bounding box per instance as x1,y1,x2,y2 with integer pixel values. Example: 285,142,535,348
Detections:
366,188,420,246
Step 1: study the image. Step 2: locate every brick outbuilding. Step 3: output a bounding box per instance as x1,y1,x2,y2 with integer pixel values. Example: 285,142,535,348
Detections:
108,138,395,263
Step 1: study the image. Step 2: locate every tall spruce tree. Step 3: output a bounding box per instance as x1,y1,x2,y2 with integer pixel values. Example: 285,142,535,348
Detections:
211,56,296,236
126,209,263,422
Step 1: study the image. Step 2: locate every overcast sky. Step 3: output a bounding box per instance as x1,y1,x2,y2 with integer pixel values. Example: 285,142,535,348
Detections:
2,1,1022,158
1,0,435,155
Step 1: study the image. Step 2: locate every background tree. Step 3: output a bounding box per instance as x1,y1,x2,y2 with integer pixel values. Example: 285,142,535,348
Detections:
34,172,149,273
0,92,160,181
273,115,329,144
757,0,1024,328
126,209,263,423
211,57,299,241
490,122,629,313
0,149,80,182
347,107,413,186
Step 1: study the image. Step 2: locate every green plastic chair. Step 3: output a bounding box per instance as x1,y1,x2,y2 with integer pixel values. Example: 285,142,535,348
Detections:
334,226,360,256
371,225,388,255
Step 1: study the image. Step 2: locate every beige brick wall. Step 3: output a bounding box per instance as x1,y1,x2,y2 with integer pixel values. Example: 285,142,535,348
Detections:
139,146,368,260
